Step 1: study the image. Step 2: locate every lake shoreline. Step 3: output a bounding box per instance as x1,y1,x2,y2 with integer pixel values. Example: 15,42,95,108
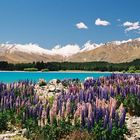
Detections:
0,70,121,73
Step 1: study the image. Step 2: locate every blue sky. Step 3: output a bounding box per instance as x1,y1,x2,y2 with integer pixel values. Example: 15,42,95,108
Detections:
0,0,140,49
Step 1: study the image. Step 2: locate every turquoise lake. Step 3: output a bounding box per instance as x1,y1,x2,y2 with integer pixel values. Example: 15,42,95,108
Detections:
0,71,111,83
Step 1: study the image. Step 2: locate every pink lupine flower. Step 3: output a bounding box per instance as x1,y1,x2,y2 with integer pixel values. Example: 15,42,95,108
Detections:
66,98,71,116
50,109,55,125
61,102,65,118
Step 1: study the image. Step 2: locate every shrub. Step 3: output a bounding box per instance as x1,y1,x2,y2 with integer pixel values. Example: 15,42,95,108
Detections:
0,111,9,131
135,70,140,73
38,79,47,86
24,68,38,71
41,68,49,72
127,66,136,73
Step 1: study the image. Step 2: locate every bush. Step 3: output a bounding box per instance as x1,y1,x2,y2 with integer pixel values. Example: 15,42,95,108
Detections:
127,66,136,73
24,68,38,71
135,70,140,73
38,79,47,86
41,68,49,72
0,111,9,131
123,94,140,116
117,94,140,116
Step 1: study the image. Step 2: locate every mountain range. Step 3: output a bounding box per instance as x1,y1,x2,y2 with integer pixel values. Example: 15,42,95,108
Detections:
0,38,140,63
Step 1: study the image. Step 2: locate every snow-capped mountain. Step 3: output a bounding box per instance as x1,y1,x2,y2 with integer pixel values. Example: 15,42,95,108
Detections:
80,41,104,52
0,43,53,55
0,43,63,63
68,38,140,63
51,44,80,57
106,39,132,45
0,38,140,63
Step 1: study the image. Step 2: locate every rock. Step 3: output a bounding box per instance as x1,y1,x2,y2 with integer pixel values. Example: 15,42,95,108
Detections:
48,84,56,92
48,92,54,97
3,138,10,140
22,128,28,137
49,79,58,85
132,121,137,124
125,115,140,140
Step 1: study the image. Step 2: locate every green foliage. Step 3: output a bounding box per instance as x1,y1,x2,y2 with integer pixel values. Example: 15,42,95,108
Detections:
135,70,140,73
122,70,126,73
123,94,140,116
117,94,140,116
24,68,38,71
90,121,127,140
38,79,47,86
23,118,39,139
0,111,9,131
1,59,140,71
127,66,136,73
48,96,55,106
32,119,75,140
41,68,49,72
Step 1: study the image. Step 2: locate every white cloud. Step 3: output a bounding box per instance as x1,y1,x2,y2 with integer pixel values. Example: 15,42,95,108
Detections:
51,44,80,57
123,21,140,32
95,18,110,26
76,22,88,29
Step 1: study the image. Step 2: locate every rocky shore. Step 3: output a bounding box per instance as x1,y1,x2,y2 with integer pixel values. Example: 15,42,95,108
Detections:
125,115,140,140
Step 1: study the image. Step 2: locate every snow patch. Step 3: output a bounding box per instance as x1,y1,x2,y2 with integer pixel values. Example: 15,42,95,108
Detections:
0,38,139,57
51,44,80,57
80,41,103,52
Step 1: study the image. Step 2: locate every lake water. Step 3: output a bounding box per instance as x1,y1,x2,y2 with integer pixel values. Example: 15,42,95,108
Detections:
0,71,111,83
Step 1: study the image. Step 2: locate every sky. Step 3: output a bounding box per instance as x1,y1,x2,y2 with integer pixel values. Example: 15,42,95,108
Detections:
0,0,140,49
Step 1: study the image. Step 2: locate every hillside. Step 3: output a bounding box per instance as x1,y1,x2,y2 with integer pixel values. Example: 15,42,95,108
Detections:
0,38,140,63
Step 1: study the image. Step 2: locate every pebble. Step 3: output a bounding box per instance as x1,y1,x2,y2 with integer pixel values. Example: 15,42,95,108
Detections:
125,115,140,140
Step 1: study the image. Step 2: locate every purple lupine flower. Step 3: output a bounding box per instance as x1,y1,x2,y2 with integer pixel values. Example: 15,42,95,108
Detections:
88,92,93,102
46,105,50,118
87,118,91,131
95,107,100,123
90,112,94,127
103,115,108,129
38,105,43,118
108,119,112,132
115,111,119,127
110,86,115,98
111,107,116,119
119,108,126,128
66,98,71,116
81,110,85,127
102,88,108,100
105,109,109,124
84,105,88,118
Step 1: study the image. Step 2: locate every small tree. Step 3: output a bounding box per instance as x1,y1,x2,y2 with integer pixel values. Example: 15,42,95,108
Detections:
128,66,136,73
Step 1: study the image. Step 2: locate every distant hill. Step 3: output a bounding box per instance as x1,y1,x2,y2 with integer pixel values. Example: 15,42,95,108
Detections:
0,38,140,63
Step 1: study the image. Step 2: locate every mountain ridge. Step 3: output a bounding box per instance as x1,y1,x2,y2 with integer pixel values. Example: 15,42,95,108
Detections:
0,38,140,63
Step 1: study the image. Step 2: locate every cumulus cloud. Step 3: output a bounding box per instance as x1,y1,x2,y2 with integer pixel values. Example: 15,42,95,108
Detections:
76,22,88,29
95,18,110,26
123,21,140,32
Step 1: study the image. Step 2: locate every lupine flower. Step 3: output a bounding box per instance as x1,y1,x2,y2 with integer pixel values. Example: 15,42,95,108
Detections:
103,115,108,129
90,112,94,127
1,74,140,133
115,111,119,127
119,108,126,128
66,98,71,116
108,119,112,132
87,118,91,131
81,110,85,127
